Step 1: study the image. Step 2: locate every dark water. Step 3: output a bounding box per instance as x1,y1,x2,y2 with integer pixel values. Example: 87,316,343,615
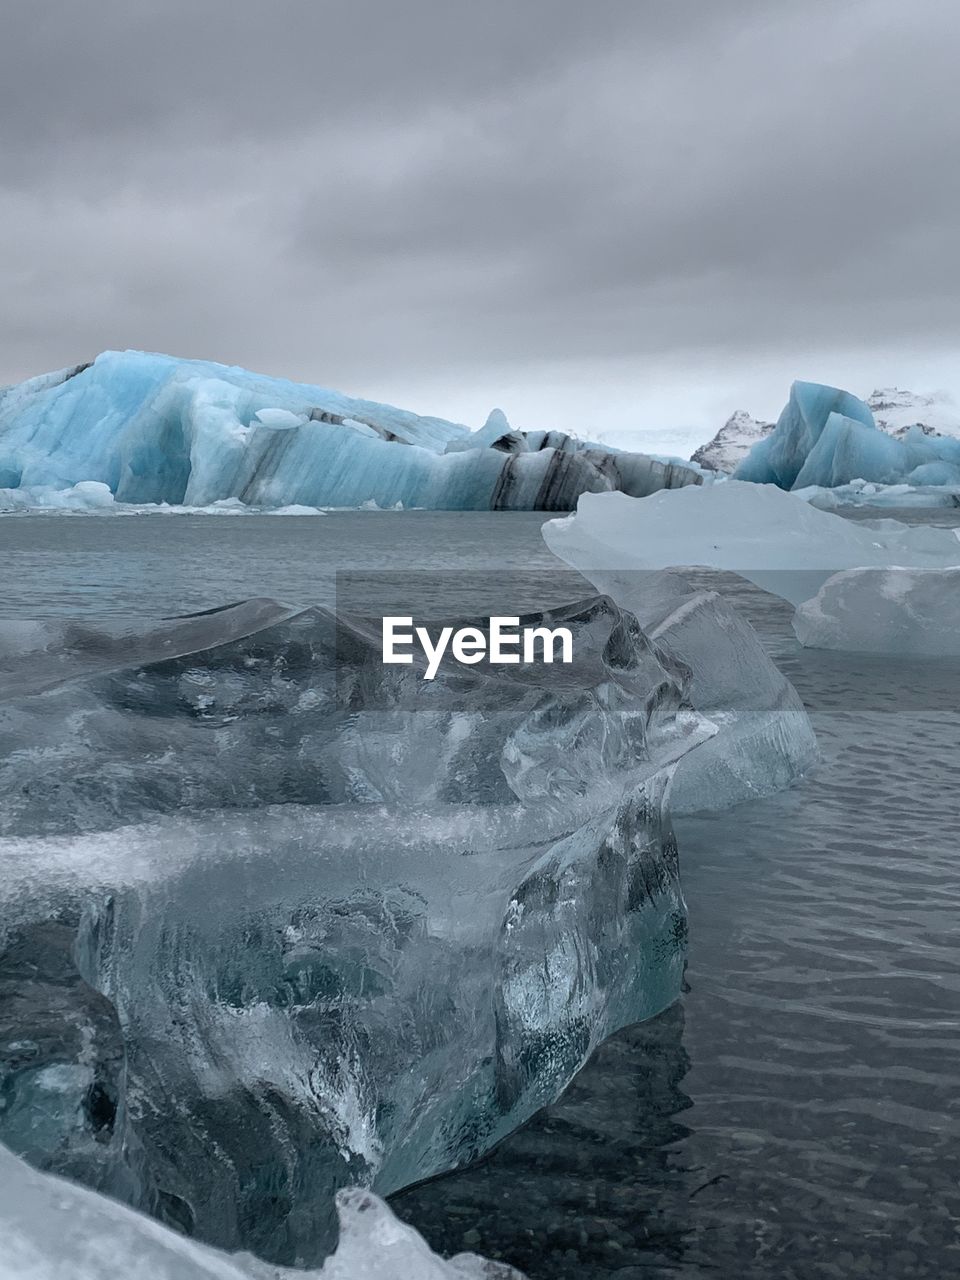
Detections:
396,571,960,1279
4,509,960,1278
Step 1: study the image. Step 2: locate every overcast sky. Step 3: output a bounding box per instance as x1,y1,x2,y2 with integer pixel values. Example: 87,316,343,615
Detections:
2,0,959,453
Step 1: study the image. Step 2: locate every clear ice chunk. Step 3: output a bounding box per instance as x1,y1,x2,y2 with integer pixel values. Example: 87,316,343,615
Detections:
793,567,960,656
0,597,711,1262
545,483,960,662
543,501,819,811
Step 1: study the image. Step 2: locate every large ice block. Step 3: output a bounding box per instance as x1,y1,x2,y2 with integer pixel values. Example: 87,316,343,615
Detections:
0,597,710,1262
0,351,702,512
546,483,960,604
545,483,960,663
793,567,960,656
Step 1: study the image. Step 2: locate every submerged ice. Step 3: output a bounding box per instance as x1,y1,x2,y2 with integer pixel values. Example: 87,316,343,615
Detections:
0,351,702,513
0,597,710,1262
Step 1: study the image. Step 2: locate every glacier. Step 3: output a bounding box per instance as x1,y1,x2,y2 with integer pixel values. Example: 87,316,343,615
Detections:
0,596,711,1263
0,351,703,513
547,482,960,658
733,380,960,491
0,1142,522,1279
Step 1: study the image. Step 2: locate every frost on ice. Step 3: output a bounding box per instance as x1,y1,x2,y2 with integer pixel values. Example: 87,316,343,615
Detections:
0,351,702,513
0,597,711,1262
0,1142,522,1279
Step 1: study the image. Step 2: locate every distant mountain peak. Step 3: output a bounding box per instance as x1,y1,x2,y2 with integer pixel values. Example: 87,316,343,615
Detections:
690,409,773,472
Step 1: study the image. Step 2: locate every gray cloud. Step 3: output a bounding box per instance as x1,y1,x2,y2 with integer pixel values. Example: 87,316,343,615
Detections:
2,0,959,439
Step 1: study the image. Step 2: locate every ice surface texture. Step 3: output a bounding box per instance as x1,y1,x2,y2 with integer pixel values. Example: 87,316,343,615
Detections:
543,503,818,810
794,567,960,656
0,597,709,1263
733,380,960,490
0,1143,522,1279
546,483,960,659
0,351,702,512
691,387,960,480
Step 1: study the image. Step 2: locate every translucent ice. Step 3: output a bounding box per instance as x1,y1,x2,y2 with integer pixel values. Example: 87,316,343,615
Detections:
547,483,960,605
793,479,960,510
543,502,818,811
546,483,960,662
0,351,702,512
793,568,960,656
0,1142,521,1279
0,598,710,1262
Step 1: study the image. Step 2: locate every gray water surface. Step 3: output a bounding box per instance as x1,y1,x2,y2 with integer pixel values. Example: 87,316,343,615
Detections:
4,509,960,1279
0,511,562,618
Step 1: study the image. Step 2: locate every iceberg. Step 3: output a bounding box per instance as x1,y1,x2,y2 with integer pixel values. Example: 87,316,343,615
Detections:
691,387,960,483
0,597,710,1262
0,351,702,512
547,482,960,605
793,479,960,510
0,1141,522,1279
546,482,960,660
733,381,960,490
793,567,960,656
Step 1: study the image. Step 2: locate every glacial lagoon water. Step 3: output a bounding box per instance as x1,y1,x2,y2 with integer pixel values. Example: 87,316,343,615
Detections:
3,509,960,1278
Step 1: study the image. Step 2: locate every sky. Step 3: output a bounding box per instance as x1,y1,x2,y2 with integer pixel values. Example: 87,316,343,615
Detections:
2,0,960,456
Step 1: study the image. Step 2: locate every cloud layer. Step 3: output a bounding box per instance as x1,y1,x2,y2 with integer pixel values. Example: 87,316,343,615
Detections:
3,0,959,446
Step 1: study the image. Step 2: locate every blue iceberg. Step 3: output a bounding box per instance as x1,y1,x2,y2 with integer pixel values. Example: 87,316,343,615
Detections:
0,351,702,512
734,380,960,490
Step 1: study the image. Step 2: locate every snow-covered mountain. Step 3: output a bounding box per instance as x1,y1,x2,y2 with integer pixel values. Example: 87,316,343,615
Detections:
691,388,960,472
865,388,960,440
690,409,774,472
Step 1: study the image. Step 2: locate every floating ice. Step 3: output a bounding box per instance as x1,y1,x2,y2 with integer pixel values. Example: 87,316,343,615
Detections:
793,480,960,510
0,597,709,1262
547,483,960,661
543,504,818,811
793,568,960,656
733,381,960,490
548,483,960,605
0,1142,521,1279
0,351,702,512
